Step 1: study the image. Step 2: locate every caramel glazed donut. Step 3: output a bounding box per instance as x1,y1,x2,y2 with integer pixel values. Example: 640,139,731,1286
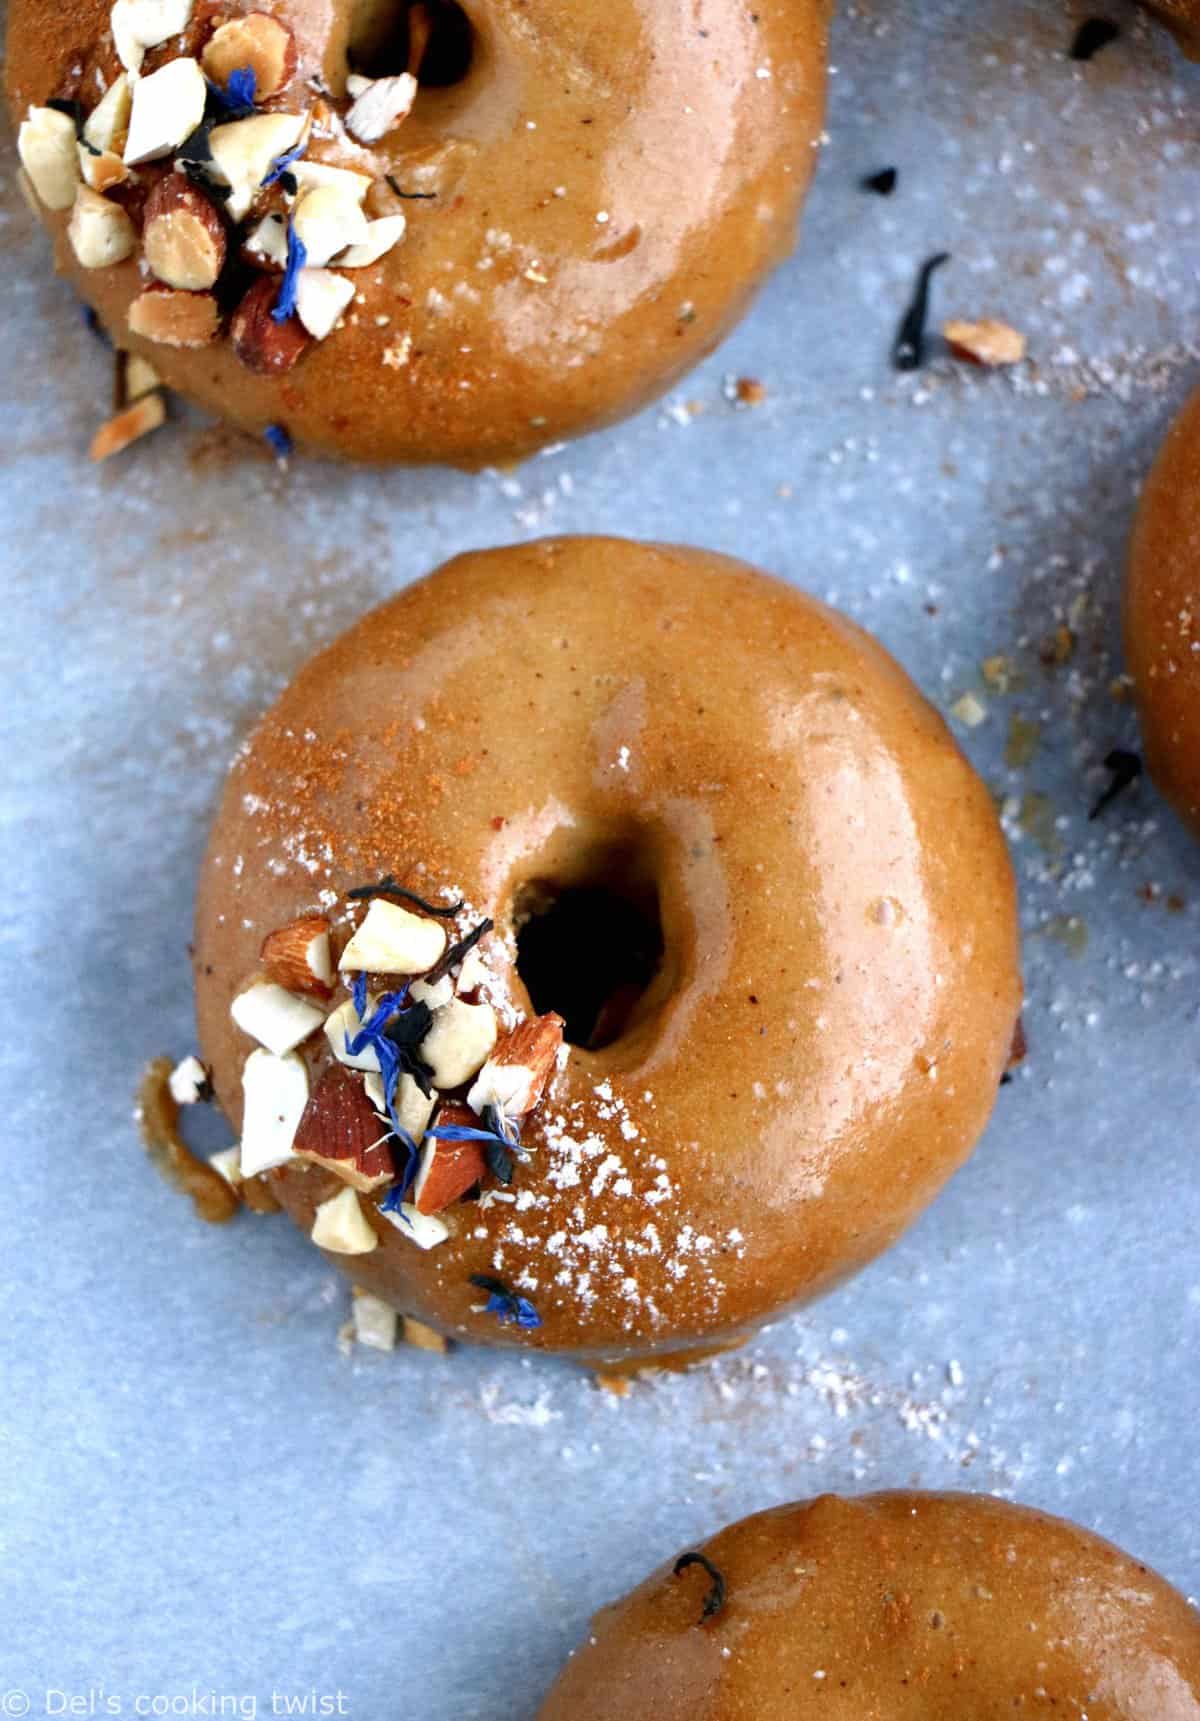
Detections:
192,538,1022,1367
5,0,830,465
536,1492,1200,1719
1127,387,1200,840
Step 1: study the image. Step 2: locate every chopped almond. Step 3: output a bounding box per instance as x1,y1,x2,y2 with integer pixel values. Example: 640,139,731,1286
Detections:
943,317,1027,367
90,391,167,462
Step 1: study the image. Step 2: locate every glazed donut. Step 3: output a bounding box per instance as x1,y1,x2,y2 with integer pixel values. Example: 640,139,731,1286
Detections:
5,0,830,465
192,537,1021,1366
537,1492,1200,1719
1126,387,1200,838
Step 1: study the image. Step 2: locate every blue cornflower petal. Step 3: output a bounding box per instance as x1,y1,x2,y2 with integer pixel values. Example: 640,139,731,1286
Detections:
207,66,257,116
264,424,292,460
261,137,306,189
271,225,307,323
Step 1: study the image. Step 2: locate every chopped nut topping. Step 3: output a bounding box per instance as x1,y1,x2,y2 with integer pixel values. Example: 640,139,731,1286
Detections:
345,72,417,144
421,998,498,1089
352,1288,398,1351
311,1185,379,1255
338,899,447,976
294,267,356,341
143,172,226,290
123,56,207,164
201,13,295,100
89,390,167,461
943,317,1027,367
111,0,194,72
68,186,137,269
127,285,221,348
231,275,312,373
231,979,325,1056
239,1048,308,1176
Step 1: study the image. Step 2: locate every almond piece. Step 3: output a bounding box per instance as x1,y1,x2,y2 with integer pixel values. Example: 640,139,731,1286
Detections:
292,185,370,266
345,72,417,144
128,284,221,348
240,1047,308,1175
143,171,227,290
379,1200,450,1250
18,107,82,210
243,211,289,270
290,159,372,203
421,998,497,1089
90,390,167,461
338,900,446,976
68,186,137,269
79,146,131,194
168,1053,212,1105
339,213,406,268
324,993,382,1074
260,915,334,997
402,1316,448,1353
83,74,132,153
111,0,195,72
231,979,325,1056
467,1012,565,1121
202,13,296,99
207,1145,243,1187
351,1288,398,1351
126,353,163,399
294,267,355,341
363,1068,436,1144
231,274,312,373
123,57,207,165
943,317,1027,368
208,111,307,220
311,1186,378,1254
413,1101,486,1214
293,1062,396,1194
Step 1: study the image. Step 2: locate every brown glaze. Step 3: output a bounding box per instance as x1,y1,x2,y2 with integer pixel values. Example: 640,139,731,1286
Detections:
1126,387,1200,838
537,1492,1200,1720
1146,2,1200,54
5,0,830,465
193,538,1022,1365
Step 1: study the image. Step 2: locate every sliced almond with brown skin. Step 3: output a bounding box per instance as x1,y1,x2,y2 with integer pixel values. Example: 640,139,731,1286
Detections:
202,13,296,99
128,285,221,348
943,317,1027,367
413,1101,487,1215
231,275,312,374
293,1062,397,1194
467,1012,565,1120
89,391,167,462
143,171,226,290
260,915,335,997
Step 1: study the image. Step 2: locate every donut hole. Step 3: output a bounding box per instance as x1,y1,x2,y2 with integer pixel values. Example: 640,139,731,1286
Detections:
514,852,665,1051
349,0,474,87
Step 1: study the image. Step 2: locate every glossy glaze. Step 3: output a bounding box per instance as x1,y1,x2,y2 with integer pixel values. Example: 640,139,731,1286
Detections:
1127,387,1200,838
1147,2,1200,53
193,538,1022,1364
5,0,830,465
537,1492,1200,1720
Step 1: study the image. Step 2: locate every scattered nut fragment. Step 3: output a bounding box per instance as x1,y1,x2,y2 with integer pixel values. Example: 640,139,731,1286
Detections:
950,691,987,728
90,391,167,462
260,915,334,997
352,1288,398,1351
421,998,498,1089
143,172,227,290
202,13,296,99
168,1053,212,1105
345,71,417,144
734,376,767,406
128,285,221,348
339,899,447,976
943,318,1027,367
402,1316,448,1353
69,186,137,269
126,353,163,400
83,74,132,153
239,1048,308,1176
137,1056,240,1224
231,979,326,1056
231,275,312,373
123,56,207,164
294,268,356,341
111,0,195,73
291,160,373,203
311,1185,379,1255
208,1145,244,1187
243,212,289,270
